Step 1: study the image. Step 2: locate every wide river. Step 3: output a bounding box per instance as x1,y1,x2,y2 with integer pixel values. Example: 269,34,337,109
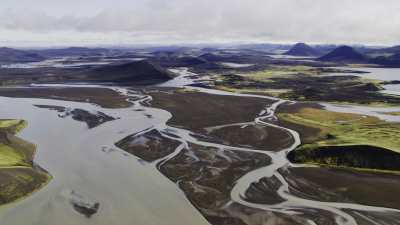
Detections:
0,92,210,225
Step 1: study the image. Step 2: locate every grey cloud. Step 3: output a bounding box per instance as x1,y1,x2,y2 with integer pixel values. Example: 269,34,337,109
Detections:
0,0,399,46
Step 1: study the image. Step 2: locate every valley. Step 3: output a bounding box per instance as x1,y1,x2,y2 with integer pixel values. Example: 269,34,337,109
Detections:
0,44,400,225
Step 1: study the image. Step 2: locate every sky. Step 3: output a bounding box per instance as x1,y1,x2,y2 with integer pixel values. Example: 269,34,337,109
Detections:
0,0,399,47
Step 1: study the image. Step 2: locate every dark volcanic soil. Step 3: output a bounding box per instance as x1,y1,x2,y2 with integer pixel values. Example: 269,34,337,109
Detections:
148,89,274,131
207,123,293,151
160,143,273,225
283,167,400,209
35,105,116,129
116,129,181,162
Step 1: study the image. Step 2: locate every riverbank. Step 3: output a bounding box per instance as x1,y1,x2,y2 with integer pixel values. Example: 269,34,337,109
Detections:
0,119,51,206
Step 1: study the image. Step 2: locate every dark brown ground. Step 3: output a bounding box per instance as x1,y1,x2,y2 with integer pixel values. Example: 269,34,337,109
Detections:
114,89,307,225
284,167,400,209
244,176,285,204
160,143,274,225
148,89,274,132
35,105,116,128
116,129,181,162
0,87,131,108
208,123,293,151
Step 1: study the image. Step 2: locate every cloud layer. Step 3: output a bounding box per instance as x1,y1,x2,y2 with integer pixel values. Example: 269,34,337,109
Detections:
1,0,399,46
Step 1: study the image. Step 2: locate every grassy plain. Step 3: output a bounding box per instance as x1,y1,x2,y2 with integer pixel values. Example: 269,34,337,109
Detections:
278,107,400,152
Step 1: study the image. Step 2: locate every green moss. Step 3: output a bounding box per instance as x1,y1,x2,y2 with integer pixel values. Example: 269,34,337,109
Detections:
382,111,400,116
0,168,50,205
0,119,50,206
280,107,400,172
0,119,27,134
278,107,400,153
0,144,26,167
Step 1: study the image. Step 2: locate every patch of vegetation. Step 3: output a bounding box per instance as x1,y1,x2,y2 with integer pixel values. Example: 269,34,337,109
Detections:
0,119,27,134
278,107,400,171
149,88,273,131
0,119,51,206
288,145,400,172
0,168,49,205
240,65,324,80
278,107,400,152
211,65,400,106
0,144,27,167
382,111,400,116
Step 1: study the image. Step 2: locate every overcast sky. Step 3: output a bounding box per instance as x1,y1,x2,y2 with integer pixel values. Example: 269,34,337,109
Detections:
1,0,399,47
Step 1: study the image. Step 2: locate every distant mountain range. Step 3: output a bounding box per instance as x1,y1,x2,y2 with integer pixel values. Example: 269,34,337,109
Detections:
30,47,124,58
0,47,45,63
0,47,128,64
1,43,400,71
284,43,322,56
370,52,400,67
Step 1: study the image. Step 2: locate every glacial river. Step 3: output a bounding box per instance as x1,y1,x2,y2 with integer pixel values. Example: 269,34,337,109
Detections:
0,69,400,225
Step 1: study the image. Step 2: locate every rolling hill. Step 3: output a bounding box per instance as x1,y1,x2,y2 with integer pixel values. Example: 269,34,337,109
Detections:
0,47,45,64
79,60,175,84
318,46,366,63
284,43,322,56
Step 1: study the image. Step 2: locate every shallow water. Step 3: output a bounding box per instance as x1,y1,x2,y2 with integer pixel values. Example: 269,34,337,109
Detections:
321,103,400,122
157,70,400,224
0,95,210,225
328,67,400,97
382,84,400,96
220,62,255,68
328,67,400,81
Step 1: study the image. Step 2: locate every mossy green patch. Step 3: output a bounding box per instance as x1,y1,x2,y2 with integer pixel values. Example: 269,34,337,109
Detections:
0,119,50,206
0,144,26,167
382,111,400,116
0,168,50,205
279,107,400,172
0,119,27,134
239,65,333,82
278,107,400,153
